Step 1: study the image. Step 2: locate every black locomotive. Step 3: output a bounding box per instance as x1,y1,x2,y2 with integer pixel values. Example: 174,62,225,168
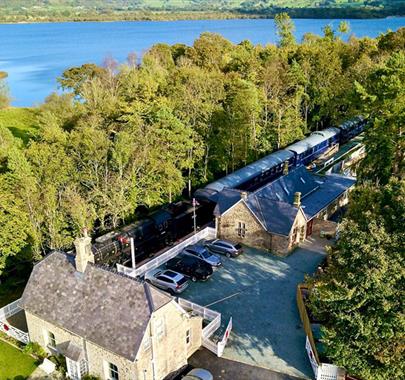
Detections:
91,200,214,265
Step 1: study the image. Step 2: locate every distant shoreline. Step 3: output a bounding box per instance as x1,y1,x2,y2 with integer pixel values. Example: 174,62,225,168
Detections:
1,9,404,25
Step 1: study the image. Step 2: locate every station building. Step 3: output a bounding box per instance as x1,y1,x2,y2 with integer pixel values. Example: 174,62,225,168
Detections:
214,166,355,256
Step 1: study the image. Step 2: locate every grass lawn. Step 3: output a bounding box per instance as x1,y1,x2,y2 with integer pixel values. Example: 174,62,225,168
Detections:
0,340,38,379
0,107,39,145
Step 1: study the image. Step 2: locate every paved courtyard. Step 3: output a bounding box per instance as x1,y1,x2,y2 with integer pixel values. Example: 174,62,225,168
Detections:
181,236,329,379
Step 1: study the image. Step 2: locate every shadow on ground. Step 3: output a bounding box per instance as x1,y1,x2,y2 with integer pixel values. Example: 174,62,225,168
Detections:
181,236,329,379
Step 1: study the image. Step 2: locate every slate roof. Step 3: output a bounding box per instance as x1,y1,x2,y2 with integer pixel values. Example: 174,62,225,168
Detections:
57,341,84,361
215,166,355,235
21,252,171,361
255,166,319,204
255,167,355,220
246,195,299,236
213,188,243,216
300,174,356,218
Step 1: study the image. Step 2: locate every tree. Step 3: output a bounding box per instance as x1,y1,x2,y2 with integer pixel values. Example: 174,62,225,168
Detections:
275,13,296,48
58,64,107,97
0,174,32,274
355,52,405,184
0,71,10,109
307,180,405,379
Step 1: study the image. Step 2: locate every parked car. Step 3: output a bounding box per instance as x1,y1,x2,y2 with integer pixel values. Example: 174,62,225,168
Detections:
182,244,222,268
204,239,243,258
144,269,189,294
182,368,213,380
165,256,213,282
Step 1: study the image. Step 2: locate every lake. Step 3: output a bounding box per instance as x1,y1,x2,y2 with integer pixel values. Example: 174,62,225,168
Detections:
1,17,404,106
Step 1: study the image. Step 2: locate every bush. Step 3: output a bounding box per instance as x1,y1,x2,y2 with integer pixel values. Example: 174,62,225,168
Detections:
82,375,101,380
22,342,47,359
49,354,67,376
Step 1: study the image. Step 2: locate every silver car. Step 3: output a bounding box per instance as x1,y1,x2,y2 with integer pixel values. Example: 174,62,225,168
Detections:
183,368,213,380
182,244,222,268
204,239,243,258
144,268,189,294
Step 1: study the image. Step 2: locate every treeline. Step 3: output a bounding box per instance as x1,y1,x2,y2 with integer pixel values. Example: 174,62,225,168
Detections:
306,41,404,378
0,17,404,271
1,0,405,23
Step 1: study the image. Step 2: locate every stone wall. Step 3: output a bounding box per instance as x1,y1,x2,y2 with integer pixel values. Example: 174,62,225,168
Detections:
25,299,203,380
217,202,271,251
217,201,307,256
25,311,137,380
312,218,337,237
135,301,203,380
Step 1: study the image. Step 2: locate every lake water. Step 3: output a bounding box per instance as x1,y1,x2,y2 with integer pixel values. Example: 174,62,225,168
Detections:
1,18,404,106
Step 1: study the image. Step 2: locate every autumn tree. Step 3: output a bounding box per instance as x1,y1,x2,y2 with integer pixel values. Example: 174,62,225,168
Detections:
0,71,10,109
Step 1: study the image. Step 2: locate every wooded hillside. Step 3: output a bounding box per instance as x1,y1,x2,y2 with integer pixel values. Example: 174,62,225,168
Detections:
1,0,404,22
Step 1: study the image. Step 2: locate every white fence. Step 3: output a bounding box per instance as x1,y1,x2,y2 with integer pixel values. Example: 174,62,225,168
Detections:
178,298,232,358
0,298,30,344
117,226,217,278
0,299,22,320
306,336,345,380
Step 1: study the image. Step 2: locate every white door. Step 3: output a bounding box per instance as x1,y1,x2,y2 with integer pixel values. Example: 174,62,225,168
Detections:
66,357,80,380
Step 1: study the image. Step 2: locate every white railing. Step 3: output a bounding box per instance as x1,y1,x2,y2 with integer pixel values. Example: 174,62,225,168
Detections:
0,320,30,344
177,298,233,357
0,298,30,344
306,336,345,380
117,227,217,278
0,299,22,320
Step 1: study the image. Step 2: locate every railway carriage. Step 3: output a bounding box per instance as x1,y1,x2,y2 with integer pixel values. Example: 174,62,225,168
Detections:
286,127,340,166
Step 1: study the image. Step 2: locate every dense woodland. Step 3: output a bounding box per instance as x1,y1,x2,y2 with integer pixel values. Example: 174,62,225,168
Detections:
0,0,405,22
305,26,404,379
0,16,404,378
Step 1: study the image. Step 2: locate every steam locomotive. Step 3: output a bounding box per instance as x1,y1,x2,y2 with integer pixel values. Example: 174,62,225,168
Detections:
92,200,214,265
92,117,366,266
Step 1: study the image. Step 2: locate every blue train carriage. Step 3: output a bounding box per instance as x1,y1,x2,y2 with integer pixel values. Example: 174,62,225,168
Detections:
202,149,295,195
286,127,341,166
338,116,366,143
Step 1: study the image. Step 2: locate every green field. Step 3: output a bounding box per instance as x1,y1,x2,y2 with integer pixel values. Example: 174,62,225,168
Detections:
0,108,39,145
0,1,404,22
0,340,38,379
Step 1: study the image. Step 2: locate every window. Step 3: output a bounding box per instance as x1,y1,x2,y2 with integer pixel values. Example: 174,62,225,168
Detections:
47,331,56,348
108,362,119,380
237,222,246,238
143,336,151,351
186,329,191,345
155,318,165,339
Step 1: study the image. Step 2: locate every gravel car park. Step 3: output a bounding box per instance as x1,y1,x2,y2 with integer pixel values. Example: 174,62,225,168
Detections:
180,237,329,379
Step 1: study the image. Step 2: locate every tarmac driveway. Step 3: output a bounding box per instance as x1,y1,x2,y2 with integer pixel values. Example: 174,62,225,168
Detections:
180,237,329,379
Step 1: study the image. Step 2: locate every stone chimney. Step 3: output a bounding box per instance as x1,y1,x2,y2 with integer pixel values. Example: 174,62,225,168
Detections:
241,191,248,201
293,192,301,208
283,161,289,175
74,228,94,273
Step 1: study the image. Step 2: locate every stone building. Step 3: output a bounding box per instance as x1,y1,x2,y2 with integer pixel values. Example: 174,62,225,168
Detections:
215,166,355,256
21,233,203,380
